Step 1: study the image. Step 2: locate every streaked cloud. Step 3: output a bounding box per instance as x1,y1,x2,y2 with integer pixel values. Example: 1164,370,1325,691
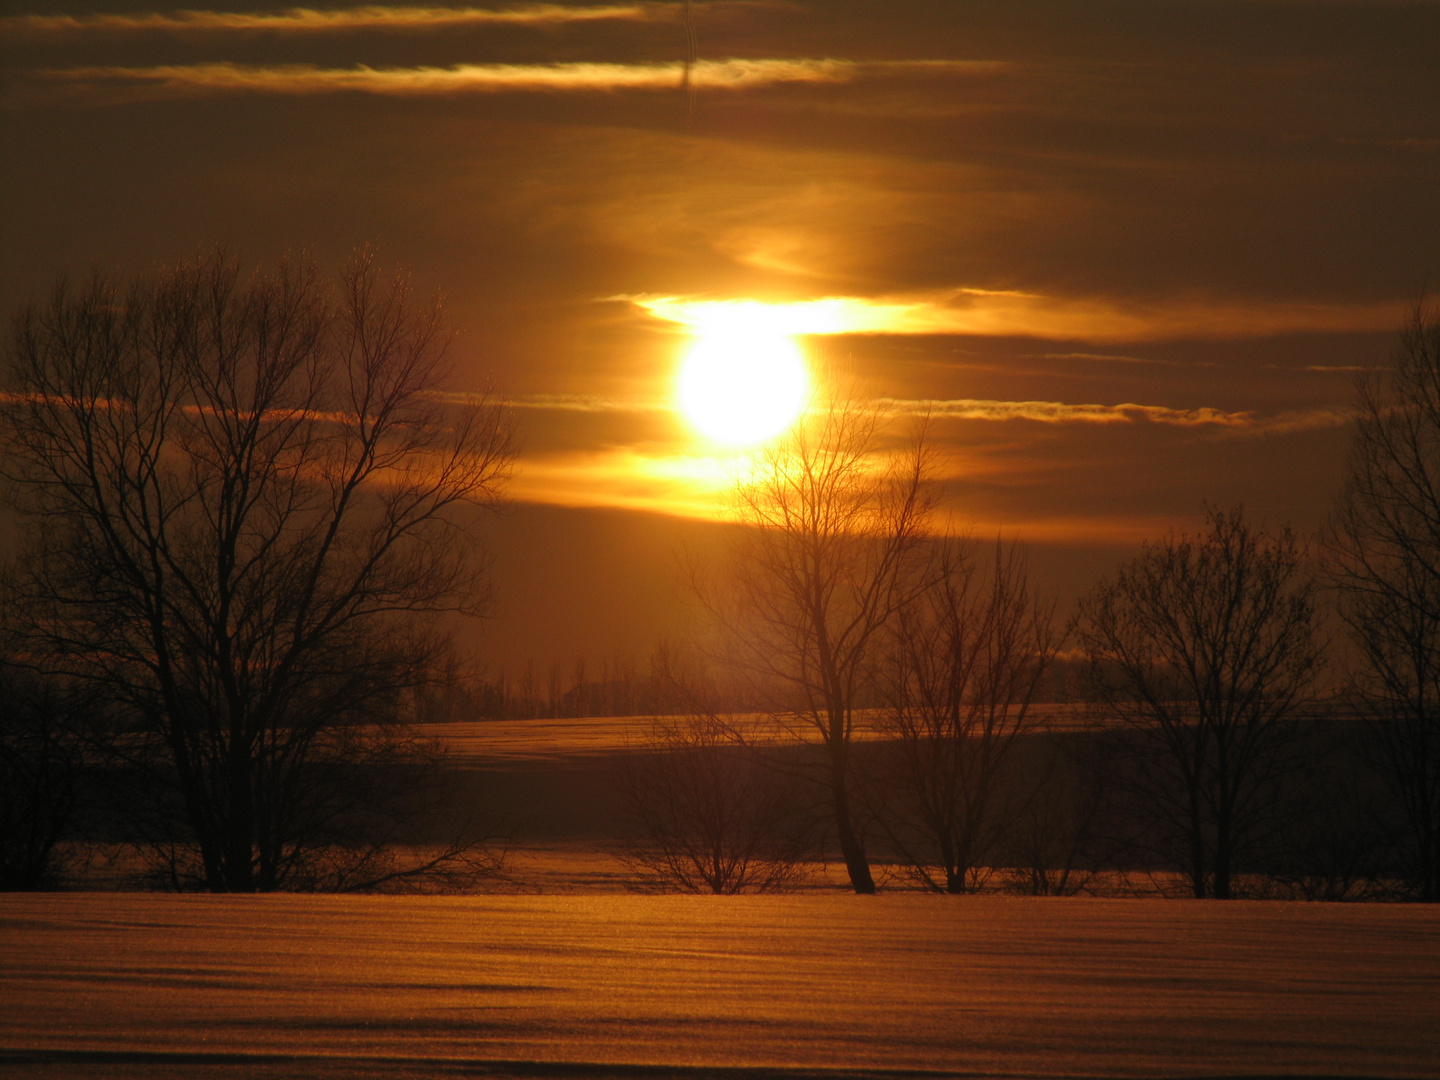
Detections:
3,4,662,34
490,387,1351,529
504,392,666,414
31,58,842,97
628,291,1402,343
876,397,1350,434
509,406,1344,527
427,390,660,413
493,388,1348,436
510,447,741,518
20,57,1007,102
511,446,1218,542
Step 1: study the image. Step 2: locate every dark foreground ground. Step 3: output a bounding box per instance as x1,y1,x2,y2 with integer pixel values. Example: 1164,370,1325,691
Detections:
2,894,1438,1079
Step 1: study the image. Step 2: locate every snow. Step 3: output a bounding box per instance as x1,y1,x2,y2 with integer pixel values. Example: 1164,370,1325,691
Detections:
3,893,1436,1077
416,705,1086,764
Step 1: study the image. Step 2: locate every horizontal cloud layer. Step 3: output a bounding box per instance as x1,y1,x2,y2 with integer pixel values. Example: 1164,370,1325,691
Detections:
4,4,661,33
875,397,1349,433
628,291,1402,343
508,446,738,518
504,392,666,413
499,390,1348,434
21,57,1007,102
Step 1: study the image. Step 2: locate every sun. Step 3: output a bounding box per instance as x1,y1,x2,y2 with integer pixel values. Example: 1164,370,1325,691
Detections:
677,322,809,445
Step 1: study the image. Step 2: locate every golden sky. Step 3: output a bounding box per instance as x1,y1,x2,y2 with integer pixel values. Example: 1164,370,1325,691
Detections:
3,0,1438,662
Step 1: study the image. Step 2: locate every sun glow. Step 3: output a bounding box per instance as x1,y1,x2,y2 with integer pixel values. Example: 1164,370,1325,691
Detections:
677,321,809,445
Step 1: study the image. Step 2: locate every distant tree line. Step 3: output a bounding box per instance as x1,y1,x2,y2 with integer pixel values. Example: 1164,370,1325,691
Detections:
414,641,1079,723
411,641,753,722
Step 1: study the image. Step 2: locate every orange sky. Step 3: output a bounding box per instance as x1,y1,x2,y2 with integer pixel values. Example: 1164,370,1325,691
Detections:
3,0,1438,665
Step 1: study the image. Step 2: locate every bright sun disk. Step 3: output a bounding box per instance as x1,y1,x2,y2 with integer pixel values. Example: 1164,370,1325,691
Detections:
677,326,809,445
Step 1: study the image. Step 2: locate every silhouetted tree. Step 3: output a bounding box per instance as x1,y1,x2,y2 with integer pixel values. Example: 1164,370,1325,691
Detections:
1328,301,1440,900
1075,507,1323,899
875,539,1059,893
702,398,934,893
1,250,513,892
620,711,807,893
1002,734,1114,896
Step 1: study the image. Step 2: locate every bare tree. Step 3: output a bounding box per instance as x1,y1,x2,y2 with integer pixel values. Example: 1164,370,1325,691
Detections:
619,711,808,893
703,398,933,893
1,250,513,892
1327,301,1440,900
1074,507,1323,899
875,539,1060,893
1002,737,1113,896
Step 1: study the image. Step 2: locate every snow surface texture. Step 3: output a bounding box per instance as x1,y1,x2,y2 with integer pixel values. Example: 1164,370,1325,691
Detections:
413,708,1085,764
2,894,1437,1078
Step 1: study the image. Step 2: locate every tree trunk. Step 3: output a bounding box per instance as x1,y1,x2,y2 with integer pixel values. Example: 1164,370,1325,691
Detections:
1212,835,1232,899
830,764,874,894
1213,803,1233,900
222,749,255,892
185,792,226,892
1188,787,1207,899
1421,808,1436,902
946,832,970,893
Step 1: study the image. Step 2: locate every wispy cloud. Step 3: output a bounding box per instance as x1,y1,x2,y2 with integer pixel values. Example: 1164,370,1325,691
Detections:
499,392,667,413
509,444,1213,541
3,4,662,34
494,390,1347,524
877,397,1350,433
628,290,1402,343
509,447,740,518
21,57,1008,102
476,389,1348,436
34,58,844,97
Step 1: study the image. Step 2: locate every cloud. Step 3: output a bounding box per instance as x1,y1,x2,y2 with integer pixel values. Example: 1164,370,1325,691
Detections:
479,389,1348,436
491,392,667,413
34,58,845,97
507,444,1217,542
504,399,1344,526
492,388,1349,525
509,447,739,518
875,397,1350,433
627,290,1403,343
2,4,663,34
22,57,1008,102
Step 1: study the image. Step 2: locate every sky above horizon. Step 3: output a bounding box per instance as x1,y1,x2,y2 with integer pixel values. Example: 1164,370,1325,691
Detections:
4,0,1439,661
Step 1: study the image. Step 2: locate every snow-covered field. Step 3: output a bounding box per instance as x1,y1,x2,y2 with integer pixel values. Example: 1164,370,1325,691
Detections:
3,893,1437,1078
416,705,1086,764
